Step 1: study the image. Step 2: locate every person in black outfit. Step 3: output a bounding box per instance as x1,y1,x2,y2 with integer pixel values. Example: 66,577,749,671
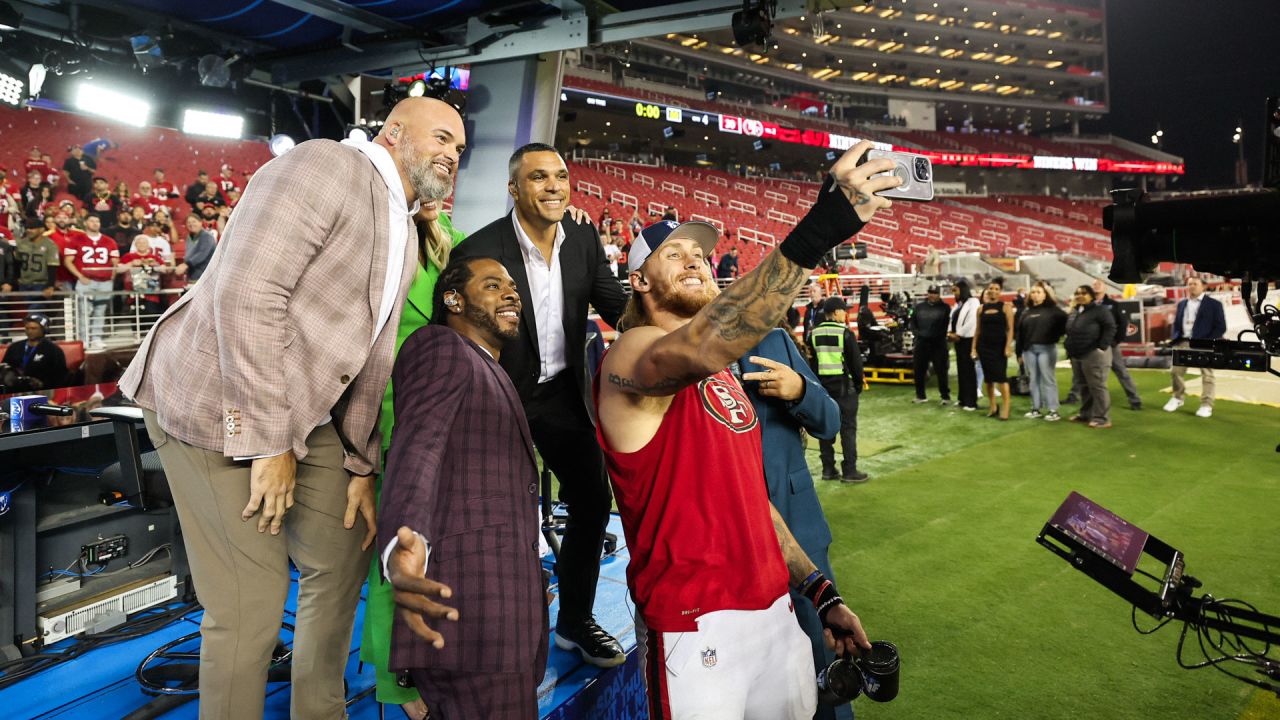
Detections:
972,285,1014,419
802,282,826,341
910,284,951,405
452,143,628,668
184,170,211,208
2,314,67,390
1064,285,1116,428
808,296,868,483
1015,282,1068,420
62,145,96,198
948,279,980,410
1066,279,1142,410
717,246,740,279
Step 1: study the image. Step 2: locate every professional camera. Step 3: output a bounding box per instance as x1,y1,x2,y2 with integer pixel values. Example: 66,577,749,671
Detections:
1104,95,1280,379
816,640,901,705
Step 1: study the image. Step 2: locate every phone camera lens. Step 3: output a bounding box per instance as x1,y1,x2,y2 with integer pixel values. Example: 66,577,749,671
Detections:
914,157,931,182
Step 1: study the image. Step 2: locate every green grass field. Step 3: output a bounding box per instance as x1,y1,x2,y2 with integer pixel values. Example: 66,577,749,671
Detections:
810,366,1280,720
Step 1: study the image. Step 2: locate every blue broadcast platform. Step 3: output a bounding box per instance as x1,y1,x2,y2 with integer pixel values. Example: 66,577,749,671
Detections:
0,516,647,720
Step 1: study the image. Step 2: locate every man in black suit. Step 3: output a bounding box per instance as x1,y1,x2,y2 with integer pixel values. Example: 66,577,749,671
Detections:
452,143,628,667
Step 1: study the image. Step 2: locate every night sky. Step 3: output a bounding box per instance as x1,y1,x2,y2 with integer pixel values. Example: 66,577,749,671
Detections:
1105,0,1280,189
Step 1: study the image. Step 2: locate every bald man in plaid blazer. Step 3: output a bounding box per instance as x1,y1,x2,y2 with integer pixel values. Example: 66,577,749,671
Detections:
120,98,467,719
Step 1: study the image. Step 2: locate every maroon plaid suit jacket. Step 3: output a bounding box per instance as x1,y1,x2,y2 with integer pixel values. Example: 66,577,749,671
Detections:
119,140,417,475
379,325,549,676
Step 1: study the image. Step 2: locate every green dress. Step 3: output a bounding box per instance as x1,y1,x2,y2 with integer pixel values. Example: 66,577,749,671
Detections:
360,212,467,705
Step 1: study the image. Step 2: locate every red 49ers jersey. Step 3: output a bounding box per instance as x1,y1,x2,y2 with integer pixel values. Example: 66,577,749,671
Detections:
595,365,790,632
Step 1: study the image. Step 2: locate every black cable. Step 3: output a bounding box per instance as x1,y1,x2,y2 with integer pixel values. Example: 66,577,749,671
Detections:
1131,604,1173,635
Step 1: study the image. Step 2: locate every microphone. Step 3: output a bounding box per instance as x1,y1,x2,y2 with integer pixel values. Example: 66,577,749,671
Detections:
29,403,74,416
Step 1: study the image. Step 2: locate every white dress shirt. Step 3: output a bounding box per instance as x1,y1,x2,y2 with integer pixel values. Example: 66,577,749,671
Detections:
235,138,415,462
511,211,567,383
1182,296,1201,339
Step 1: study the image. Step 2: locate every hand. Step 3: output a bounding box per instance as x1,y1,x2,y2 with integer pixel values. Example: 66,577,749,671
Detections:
565,204,590,224
946,332,959,342
829,141,903,223
42,286,54,298
1004,347,1011,358
1,283,10,293
343,474,377,550
823,603,871,658
970,351,978,359
242,452,297,535
1017,356,1024,366
175,263,188,275
742,355,805,401
388,527,459,648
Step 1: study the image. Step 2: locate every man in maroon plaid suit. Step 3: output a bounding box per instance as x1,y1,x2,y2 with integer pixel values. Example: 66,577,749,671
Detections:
379,255,548,719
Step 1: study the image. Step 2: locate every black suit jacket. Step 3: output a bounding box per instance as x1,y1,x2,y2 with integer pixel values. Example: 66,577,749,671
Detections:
453,212,628,404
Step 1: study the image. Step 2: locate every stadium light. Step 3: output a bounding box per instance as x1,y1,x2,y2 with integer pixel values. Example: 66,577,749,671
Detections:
75,83,151,127
182,108,245,139
268,133,296,157
0,69,23,107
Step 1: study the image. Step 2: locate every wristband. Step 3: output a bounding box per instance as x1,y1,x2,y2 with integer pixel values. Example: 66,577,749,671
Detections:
777,175,867,270
800,570,846,625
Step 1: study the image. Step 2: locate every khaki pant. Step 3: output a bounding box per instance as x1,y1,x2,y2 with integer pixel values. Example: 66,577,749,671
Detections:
143,411,371,720
1170,340,1216,407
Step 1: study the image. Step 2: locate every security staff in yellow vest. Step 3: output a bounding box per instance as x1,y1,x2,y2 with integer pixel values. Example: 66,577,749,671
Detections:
807,296,868,483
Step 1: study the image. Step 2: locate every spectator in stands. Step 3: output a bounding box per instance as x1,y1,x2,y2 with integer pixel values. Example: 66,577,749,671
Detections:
1064,284,1116,428
24,147,49,179
47,212,83,290
152,208,179,246
80,138,117,160
109,209,141,252
1164,275,1227,418
85,177,118,224
43,153,62,191
1016,282,1067,421
629,208,643,238
120,96,467,720
216,163,241,198
112,180,132,210
0,231,14,291
736,328,853,720
809,296,868,482
117,235,173,317
3,314,67,390
200,204,229,238
911,284,951,405
178,214,217,283
379,256,547,720
184,170,210,207
64,215,120,349
132,181,160,219
452,142,628,669
717,245,741,279
973,285,1014,420
14,226,60,301
225,189,241,210
20,169,49,226
603,233,622,277
195,181,226,213
152,168,179,206
138,220,173,261
62,145,96,197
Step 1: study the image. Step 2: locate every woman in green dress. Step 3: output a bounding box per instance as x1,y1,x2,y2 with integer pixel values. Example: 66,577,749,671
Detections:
362,198,466,719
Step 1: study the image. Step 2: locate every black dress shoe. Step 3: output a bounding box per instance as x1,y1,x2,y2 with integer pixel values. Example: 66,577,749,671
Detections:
555,617,626,668
821,470,840,480
841,471,869,484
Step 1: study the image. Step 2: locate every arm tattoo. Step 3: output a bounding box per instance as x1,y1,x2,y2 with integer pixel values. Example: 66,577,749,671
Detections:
608,373,682,394
702,251,808,344
771,505,818,587
854,192,872,206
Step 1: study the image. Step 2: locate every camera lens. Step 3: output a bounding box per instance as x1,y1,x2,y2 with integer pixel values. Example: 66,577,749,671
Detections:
913,157,931,182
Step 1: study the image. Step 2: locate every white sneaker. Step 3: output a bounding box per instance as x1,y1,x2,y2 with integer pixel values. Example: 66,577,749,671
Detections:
1162,397,1184,413
1025,410,1042,418
1195,406,1213,418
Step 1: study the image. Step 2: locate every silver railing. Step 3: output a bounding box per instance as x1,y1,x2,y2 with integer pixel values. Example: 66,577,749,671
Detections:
2,288,188,348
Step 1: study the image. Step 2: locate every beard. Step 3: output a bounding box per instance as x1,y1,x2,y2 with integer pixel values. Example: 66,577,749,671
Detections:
657,277,718,318
398,135,453,202
464,302,519,342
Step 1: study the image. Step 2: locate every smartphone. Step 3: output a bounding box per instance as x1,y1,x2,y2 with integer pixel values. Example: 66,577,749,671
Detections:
859,149,934,202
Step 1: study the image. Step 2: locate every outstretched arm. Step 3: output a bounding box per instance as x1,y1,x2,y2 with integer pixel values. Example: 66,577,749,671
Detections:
609,142,900,397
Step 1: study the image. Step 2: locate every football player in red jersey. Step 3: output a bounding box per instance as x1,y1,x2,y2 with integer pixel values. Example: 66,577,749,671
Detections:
595,141,899,720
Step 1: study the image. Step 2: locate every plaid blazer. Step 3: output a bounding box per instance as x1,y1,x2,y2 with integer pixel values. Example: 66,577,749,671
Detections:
119,139,418,475
379,325,548,676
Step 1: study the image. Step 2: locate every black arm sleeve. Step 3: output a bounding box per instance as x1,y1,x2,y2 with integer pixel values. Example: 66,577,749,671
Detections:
844,330,864,387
